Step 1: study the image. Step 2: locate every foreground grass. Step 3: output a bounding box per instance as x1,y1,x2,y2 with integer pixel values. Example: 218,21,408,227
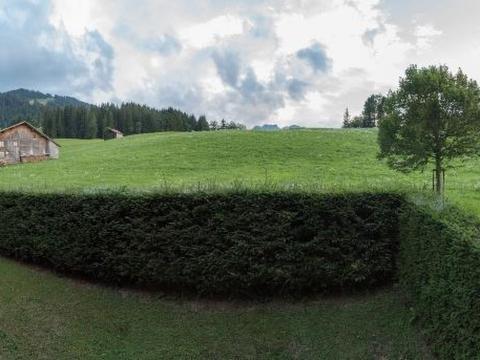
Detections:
0,258,430,359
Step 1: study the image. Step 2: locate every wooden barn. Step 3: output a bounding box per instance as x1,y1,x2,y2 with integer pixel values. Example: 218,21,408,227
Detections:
0,122,60,165
104,127,124,140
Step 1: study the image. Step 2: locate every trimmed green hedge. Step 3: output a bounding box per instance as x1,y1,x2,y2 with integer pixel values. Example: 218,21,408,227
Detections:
399,203,480,358
0,192,401,297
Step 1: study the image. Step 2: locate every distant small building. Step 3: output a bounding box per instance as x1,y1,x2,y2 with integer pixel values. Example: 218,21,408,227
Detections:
253,124,280,131
283,125,305,130
0,121,60,165
104,127,124,140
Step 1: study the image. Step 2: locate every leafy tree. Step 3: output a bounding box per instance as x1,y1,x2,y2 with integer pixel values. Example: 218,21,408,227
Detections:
349,116,364,128
210,120,218,130
342,107,351,128
220,119,227,130
378,65,480,194
362,94,385,127
232,122,246,130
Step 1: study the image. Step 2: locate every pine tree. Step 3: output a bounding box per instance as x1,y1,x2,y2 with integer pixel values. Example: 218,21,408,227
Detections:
86,111,97,139
39,101,244,138
342,107,351,128
196,115,210,131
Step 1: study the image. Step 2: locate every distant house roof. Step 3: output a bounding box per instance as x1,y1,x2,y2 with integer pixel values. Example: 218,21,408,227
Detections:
106,127,123,135
253,124,280,131
0,121,61,147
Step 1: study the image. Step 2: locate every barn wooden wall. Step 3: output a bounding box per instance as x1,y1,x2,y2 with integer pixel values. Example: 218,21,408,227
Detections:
0,125,51,164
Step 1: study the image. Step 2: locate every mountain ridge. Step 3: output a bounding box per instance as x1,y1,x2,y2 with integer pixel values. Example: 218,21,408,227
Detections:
0,88,90,127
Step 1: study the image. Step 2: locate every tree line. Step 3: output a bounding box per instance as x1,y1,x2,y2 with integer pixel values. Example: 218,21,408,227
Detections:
41,103,245,139
342,94,385,128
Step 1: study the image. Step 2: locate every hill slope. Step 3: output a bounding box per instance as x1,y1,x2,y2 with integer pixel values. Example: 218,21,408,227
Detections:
0,128,479,213
0,128,416,189
0,88,89,127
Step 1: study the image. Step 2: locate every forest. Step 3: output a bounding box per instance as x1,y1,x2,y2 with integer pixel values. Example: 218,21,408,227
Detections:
41,103,245,139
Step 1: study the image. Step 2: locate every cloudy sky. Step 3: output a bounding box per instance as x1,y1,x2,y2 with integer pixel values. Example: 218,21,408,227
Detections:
1,0,479,127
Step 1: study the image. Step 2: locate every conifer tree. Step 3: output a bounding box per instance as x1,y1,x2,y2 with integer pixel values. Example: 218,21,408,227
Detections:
86,111,97,139
342,107,351,128
196,115,210,131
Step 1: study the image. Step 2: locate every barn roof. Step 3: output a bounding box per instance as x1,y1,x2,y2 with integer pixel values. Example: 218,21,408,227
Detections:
106,127,123,135
0,121,61,147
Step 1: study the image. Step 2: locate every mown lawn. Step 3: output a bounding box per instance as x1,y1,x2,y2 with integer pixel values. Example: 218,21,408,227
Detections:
0,258,431,359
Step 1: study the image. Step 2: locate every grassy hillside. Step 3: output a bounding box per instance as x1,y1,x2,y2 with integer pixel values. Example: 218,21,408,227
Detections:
0,129,420,191
0,257,430,359
1,128,480,213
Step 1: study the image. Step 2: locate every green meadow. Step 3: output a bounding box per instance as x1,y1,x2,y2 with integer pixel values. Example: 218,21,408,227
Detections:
4,128,478,358
2,129,412,190
1,128,479,213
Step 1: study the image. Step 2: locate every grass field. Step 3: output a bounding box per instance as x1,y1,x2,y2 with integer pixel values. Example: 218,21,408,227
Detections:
1,128,479,213
0,257,431,359
3,129,413,190
2,128,476,358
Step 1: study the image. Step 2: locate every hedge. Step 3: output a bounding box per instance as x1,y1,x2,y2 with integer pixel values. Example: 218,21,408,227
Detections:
0,191,401,297
398,203,480,358
3,190,480,354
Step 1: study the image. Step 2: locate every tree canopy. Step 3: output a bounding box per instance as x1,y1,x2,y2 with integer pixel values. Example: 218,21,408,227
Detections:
362,94,385,128
378,64,480,193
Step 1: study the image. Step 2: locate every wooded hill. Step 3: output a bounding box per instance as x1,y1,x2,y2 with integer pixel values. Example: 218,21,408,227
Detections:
0,88,87,128
0,88,244,139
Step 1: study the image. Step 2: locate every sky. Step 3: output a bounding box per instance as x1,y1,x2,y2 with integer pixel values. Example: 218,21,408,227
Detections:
1,0,480,128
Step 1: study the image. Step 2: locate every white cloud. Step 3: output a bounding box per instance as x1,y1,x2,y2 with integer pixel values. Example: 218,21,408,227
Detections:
3,0,479,128
414,24,442,50
180,15,244,48
50,1,93,36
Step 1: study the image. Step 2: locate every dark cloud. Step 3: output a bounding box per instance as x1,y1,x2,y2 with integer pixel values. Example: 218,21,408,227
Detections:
0,0,114,96
84,30,115,92
238,68,264,99
287,79,310,100
212,49,241,87
114,24,182,55
154,83,204,110
296,42,332,73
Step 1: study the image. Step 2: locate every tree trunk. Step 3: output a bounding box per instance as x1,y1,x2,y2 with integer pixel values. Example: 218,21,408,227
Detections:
435,157,443,195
